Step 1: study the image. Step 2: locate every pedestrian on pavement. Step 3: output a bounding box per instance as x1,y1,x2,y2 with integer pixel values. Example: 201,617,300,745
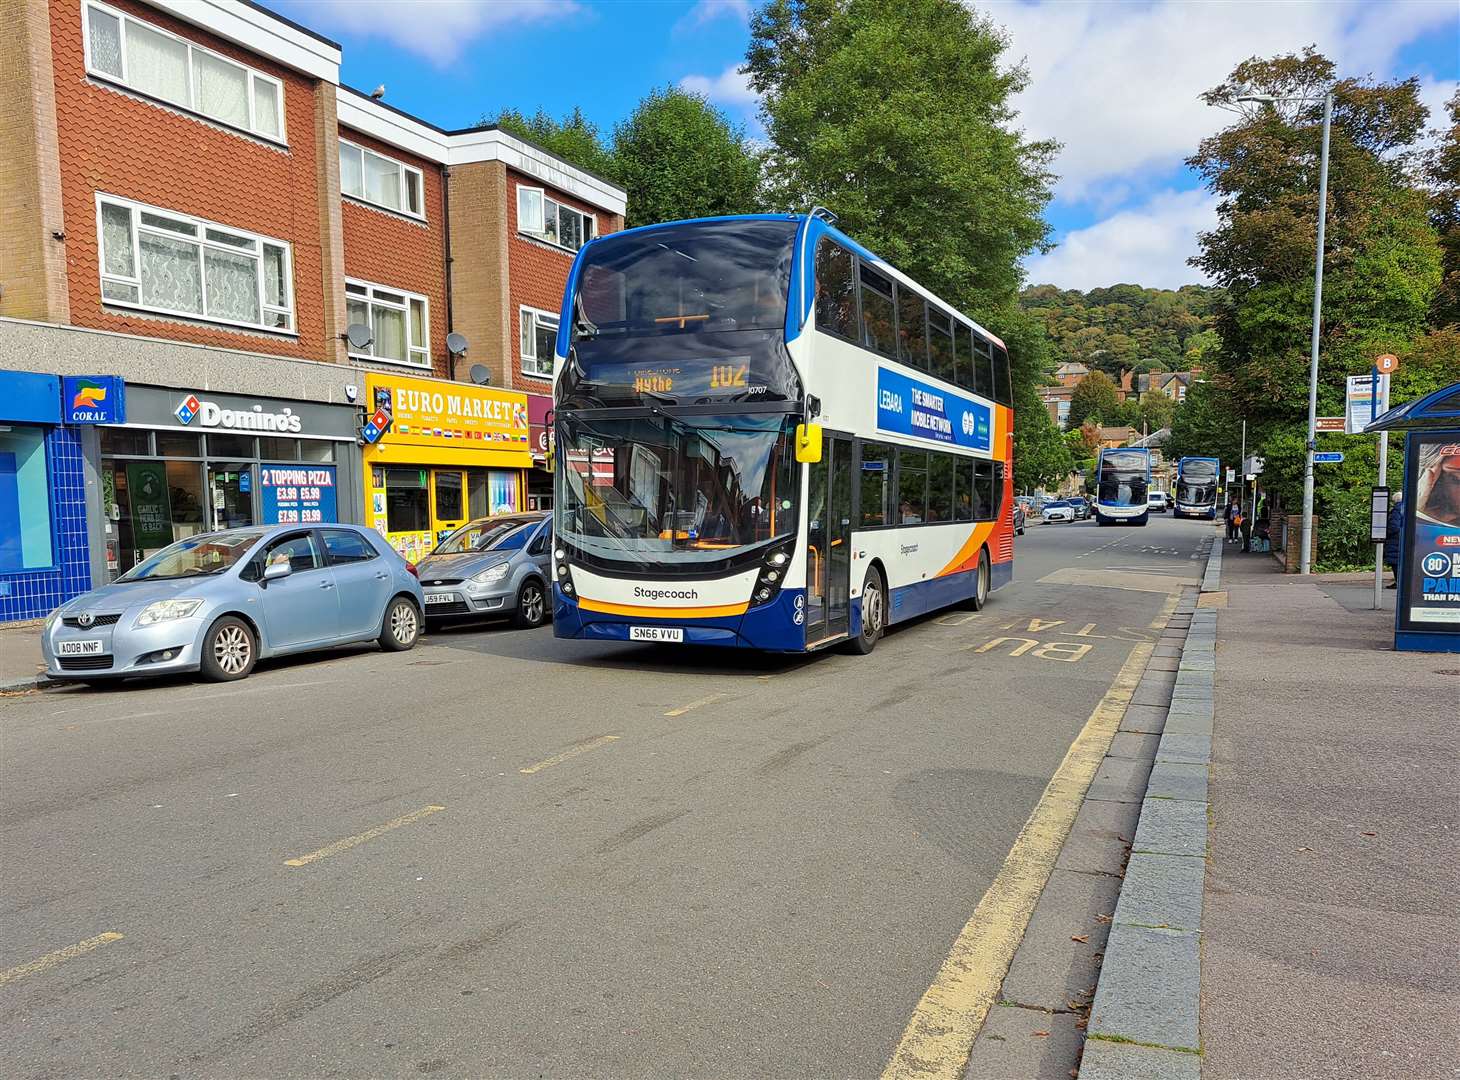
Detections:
1383,490,1404,588
1224,499,1238,543
1240,509,1252,553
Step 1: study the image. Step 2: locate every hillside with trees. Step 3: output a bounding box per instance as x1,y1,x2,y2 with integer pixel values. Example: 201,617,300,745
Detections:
1019,283,1223,377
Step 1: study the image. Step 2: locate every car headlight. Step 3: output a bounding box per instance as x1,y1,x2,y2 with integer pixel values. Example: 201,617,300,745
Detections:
471,562,511,585
135,598,205,627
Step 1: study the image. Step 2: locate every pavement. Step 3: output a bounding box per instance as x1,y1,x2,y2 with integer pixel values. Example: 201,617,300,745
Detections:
0,513,1215,1078
0,622,47,691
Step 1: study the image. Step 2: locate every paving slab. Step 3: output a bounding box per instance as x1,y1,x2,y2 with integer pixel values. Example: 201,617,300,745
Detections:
1055,798,1141,876
1118,703,1169,735
1130,684,1174,708
1113,852,1205,932
965,1004,1085,1080
1144,761,1207,803
1088,924,1201,1051
1161,707,1213,738
1146,656,1180,672
1086,755,1154,804
1079,1037,1202,1080
1107,731,1160,762
1154,733,1211,766
1132,797,1207,858
1151,645,1183,658
999,866,1121,1011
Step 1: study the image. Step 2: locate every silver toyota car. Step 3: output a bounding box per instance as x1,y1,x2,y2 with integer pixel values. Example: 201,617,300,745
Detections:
41,524,424,684
416,512,552,630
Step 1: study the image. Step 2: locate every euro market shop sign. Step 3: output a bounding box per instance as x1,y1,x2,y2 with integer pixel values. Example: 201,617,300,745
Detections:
95,385,362,581
363,373,533,563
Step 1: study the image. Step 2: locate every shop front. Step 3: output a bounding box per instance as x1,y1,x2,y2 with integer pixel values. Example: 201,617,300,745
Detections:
362,373,533,563
527,391,554,511
97,386,363,581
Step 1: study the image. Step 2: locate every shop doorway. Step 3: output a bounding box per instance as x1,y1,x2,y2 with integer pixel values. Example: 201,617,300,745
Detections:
432,469,468,542
208,464,256,531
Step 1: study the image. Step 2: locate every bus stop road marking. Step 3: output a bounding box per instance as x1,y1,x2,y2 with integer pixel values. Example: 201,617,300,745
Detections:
879,638,1154,1080
665,693,728,717
0,933,124,988
283,805,445,867
518,735,621,776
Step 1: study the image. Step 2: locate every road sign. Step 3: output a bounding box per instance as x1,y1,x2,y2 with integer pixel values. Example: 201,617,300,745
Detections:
1225,467,1235,483
1315,416,1346,432
1345,373,1389,434
1313,451,1344,464
1375,353,1400,374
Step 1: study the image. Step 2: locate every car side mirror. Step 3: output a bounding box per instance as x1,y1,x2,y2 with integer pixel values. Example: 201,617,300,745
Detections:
263,560,292,582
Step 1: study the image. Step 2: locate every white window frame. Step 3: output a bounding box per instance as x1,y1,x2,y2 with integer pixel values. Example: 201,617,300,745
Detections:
519,305,559,379
516,186,595,252
95,193,295,334
339,138,426,220
81,0,287,144
346,279,431,369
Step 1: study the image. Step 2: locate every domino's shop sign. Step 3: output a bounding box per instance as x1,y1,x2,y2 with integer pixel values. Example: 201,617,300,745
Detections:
876,367,991,452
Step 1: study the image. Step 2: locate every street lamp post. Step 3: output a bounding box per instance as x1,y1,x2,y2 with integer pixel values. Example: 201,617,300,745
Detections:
1236,90,1333,575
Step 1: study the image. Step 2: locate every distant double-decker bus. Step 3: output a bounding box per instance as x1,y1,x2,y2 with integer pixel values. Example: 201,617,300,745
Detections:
1174,456,1220,519
550,212,1016,654
1095,447,1152,526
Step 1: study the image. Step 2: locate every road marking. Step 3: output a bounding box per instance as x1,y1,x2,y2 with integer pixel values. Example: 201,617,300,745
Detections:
283,805,445,866
519,734,621,775
0,933,124,987
1038,567,1198,595
880,637,1154,1080
664,693,727,717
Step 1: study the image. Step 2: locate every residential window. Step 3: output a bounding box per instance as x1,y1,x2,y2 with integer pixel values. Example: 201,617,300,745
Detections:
82,1,285,142
339,139,425,218
520,306,559,378
96,195,294,333
346,280,430,368
516,186,594,252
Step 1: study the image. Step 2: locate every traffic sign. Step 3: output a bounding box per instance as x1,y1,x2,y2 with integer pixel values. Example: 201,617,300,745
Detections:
1313,451,1344,464
1375,353,1400,374
1345,374,1389,434
1315,416,1346,432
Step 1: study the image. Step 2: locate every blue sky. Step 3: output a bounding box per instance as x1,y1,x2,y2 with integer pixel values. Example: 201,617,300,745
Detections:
268,0,1458,291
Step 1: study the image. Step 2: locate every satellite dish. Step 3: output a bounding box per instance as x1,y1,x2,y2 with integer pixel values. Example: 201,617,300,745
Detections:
468,364,491,386
345,322,373,352
446,332,469,356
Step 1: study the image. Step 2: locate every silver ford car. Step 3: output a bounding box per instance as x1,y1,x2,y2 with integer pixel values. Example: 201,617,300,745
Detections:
416,512,552,630
41,524,424,684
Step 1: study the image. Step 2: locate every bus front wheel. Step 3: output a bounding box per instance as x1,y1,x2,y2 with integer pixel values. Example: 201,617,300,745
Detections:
844,566,885,655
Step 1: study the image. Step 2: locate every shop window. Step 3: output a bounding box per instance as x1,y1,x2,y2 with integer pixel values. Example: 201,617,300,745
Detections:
322,529,377,564
384,468,428,533
859,441,892,526
488,471,519,514
101,427,150,456
156,431,201,458
434,471,464,521
815,240,856,339
517,186,595,252
898,448,928,524
346,280,430,368
207,433,255,458
299,440,335,463
520,306,559,378
0,428,54,571
339,139,424,218
258,437,300,460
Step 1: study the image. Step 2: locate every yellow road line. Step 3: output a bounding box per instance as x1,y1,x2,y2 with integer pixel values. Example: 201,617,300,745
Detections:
881,637,1155,1080
0,933,124,988
665,693,727,717
283,804,445,867
519,734,620,775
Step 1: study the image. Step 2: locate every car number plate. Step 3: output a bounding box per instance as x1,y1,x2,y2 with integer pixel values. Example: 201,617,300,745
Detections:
58,639,104,656
630,626,683,643
424,593,456,605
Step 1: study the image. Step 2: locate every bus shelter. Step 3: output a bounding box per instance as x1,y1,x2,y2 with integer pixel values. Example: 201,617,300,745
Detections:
1366,380,1460,652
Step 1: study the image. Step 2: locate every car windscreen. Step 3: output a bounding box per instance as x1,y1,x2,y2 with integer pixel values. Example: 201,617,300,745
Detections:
433,519,539,555
118,530,266,580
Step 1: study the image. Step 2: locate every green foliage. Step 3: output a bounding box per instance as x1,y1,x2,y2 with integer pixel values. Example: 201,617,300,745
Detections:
1020,283,1221,377
1426,89,1460,329
611,88,763,229
1138,394,1176,433
1067,369,1120,428
491,107,619,180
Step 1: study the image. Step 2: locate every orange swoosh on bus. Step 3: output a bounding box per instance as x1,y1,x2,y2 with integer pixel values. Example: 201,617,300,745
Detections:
577,596,750,619
937,521,998,577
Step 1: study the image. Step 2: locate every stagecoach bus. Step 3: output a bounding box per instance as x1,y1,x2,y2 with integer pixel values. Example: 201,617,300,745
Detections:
1174,456,1220,519
1094,446,1152,526
549,212,1016,654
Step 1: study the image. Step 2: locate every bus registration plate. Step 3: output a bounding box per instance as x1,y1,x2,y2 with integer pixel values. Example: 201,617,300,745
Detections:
630,626,683,643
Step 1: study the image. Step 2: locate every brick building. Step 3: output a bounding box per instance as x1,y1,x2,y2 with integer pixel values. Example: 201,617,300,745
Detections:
0,0,624,620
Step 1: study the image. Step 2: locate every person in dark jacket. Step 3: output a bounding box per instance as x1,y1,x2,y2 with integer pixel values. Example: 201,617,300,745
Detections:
1383,491,1404,588
1224,500,1238,543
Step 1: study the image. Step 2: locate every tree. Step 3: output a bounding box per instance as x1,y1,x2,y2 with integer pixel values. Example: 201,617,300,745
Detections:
1067,370,1120,428
1425,89,1460,329
1138,393,1176,433
491,107,618,180
612,88,762,229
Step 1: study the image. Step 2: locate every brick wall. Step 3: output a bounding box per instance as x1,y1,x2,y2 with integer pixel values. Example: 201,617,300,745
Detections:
339,124,449,378
446,159,511,388
49,0,329,359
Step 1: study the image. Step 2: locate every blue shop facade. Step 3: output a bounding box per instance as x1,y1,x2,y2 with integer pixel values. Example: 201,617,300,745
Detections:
0,370,125,623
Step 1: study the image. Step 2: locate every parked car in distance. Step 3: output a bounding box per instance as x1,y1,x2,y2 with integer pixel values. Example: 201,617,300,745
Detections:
1069,497,1091,520
1147,491,1170,513
415,512,552,630
1014,502,1026,535
1043,500,1076,524
42,525,424,684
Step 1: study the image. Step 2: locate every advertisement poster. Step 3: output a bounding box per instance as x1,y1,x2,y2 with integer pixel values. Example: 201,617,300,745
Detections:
125,463,173,549
259,465,337,525
1404,434,1460,626
876,367,992,452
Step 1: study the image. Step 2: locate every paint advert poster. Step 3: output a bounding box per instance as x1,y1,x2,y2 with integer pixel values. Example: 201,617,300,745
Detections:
1404,434,1460,626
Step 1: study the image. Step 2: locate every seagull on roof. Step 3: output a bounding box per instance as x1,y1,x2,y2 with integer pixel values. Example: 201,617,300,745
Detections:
370,85,386,100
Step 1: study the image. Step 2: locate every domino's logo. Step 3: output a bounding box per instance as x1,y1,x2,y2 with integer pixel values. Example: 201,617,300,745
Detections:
175,394,201,424
961,410,976,437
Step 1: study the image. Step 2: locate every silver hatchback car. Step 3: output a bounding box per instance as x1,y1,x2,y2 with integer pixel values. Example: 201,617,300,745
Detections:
416,512,552,629
42,524,425,684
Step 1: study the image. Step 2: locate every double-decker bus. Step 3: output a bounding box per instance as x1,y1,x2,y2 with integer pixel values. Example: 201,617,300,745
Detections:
1094,447,1151,526
550,212,1016,654
1173,456,1220,519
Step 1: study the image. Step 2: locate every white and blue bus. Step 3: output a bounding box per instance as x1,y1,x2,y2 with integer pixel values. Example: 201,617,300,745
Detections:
1094,446,1152,526
1173,456,1220,519
550,212,1016,654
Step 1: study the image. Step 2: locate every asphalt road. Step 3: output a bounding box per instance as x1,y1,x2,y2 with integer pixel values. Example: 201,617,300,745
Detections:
1,512,1213,1079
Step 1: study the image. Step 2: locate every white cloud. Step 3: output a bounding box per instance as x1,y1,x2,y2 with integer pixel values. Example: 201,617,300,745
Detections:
679,64,758,108
1023,189,1220,291
1419,75,1459,140
981,0,1458,201
293,0,580,66
674,0,751,33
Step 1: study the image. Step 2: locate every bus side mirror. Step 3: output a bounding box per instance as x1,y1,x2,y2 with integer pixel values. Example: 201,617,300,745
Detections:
795,423,823,463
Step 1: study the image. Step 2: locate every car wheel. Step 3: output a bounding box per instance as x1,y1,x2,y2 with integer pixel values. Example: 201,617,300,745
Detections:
843,566,885,655
513,578,548,629
379,596,421,651
201,616,256,682
969,549,992,611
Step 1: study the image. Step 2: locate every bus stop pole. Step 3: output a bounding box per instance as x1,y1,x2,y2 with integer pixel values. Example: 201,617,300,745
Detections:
1373,366,1387,609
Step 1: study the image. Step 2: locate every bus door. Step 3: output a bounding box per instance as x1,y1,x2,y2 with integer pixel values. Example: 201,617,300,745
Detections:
806,433,852,643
